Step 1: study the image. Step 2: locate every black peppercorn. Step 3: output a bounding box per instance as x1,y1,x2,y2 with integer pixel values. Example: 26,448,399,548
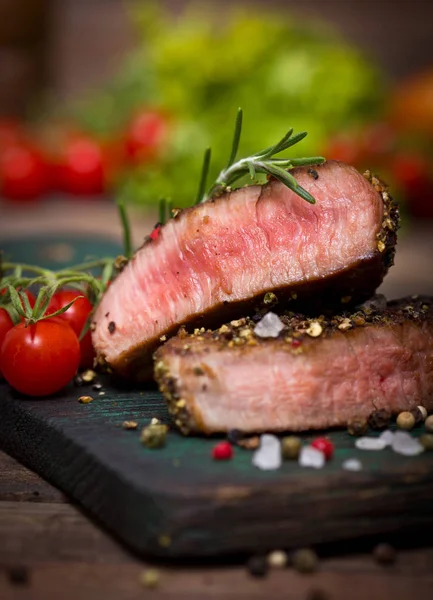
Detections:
73,374,85,387
7,565,30,585
227,429,244,445
108,321,116,334
368,409,391,430
247,555,268,578
373,543,397,565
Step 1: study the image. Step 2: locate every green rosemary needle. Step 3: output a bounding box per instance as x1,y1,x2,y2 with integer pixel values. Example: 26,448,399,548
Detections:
195,108,325,205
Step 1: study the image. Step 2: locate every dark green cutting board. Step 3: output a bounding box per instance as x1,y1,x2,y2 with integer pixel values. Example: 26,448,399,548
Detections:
1,379,433,558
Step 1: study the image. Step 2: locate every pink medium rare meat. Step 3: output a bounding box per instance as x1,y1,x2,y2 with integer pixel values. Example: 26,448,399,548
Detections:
154,297,433,434
92,161,399,381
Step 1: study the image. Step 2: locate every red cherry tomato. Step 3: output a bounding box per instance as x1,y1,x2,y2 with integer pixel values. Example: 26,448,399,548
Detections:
324,135,363,167
0,319,80,396
125,109,168,163
390,152,433,218
0,142,50,201
48,290,95,369
0,119,22,153
0,308,14,378
54,134,110,196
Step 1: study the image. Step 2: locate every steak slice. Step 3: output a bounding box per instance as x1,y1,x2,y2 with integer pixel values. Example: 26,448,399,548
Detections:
154,297,433,434
93,161,399,381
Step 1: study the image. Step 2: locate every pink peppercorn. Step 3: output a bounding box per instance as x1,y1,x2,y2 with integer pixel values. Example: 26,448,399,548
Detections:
311,437,334,460
291,339,302,348
212,441,233,460
150,224,161,241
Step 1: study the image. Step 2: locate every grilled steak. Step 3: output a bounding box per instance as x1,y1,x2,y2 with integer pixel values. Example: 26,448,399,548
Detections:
93,161,399,381
154,297,433,434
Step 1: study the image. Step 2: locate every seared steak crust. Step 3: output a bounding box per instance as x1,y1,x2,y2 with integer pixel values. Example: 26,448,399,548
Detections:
155,297,433,434
93,162,399,381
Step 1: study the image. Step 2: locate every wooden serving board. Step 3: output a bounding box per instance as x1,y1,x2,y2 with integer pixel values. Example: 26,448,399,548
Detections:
1,379,433,558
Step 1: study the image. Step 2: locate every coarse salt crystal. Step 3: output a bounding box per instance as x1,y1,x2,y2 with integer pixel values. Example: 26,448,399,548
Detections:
252,434,282,470
254,312,284,338
379,430,395,447
298,446,325,469
342,458,362,472
391,431,424,456
355,437,388,451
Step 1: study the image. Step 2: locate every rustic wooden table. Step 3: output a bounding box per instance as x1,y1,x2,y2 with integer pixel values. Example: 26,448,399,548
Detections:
1,201,433,599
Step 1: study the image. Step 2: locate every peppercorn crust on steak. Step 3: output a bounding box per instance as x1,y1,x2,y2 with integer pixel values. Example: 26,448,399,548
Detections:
155,297,433,434
92,161,399,381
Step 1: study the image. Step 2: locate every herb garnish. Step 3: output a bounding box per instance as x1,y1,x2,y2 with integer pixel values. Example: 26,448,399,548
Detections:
195,108,325,205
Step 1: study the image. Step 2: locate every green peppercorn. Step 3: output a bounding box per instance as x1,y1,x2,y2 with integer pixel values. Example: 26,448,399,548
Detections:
139,568,159,588
281,436,302,459
140,423,168,448
368,409,391,430
292,548,318,573
396,411,415,431
419,433,433,450
425,415,433,433
347,416,368,436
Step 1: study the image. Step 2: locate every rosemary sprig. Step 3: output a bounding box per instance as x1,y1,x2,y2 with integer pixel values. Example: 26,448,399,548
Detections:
196,108,325,205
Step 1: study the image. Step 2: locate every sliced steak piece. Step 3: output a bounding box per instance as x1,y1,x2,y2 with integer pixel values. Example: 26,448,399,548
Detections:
154,297,433,434
93,161,399,381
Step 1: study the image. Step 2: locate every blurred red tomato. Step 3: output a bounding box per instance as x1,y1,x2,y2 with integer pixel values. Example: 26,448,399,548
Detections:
390,152,433,218
0,141,50,201
0,119,22,153
125,109,168,163
53,134,109,195
323,135,364,166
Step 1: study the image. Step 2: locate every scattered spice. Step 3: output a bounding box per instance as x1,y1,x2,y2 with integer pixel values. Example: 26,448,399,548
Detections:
415,405,428,422
92,383,103,391
373,543,397,566
238,436,260,450
141,423,168,448
150,223,162,241
212,441,233,460
7,565,30,586
368,409,391,430
73,374,85,387
291,338,302,348
337,317,352,331
227,429,244,445
347,416,368,437
281,436,302,460
311,437,334,460
355,436,387,451
419,433,433,450
292,548,318,573
247,555,269,578
396,411,415,431
263,291,278,305
425,415,433,432
307,168,319,180
108,321,116,334
122,420,138,430
81,369,97,383
139,568,160,589
306,321,323,337
267,549,288,568
78,395,93,404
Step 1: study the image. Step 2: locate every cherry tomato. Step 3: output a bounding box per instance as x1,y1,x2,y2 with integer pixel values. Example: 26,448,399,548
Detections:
54,134,112,196
0,141,50,201
48,290,95,369
0,308,14,378
390,152,433,218
124,109,168,163
0,118,22,153
324,135,363,167
0,319,80,396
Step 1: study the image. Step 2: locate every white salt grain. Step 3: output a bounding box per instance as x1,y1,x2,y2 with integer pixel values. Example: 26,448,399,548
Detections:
342,458,362,472
379,430,395,447
254,312,285,338
391,431,424,456
252,434,282,470
298,446,325,469
355,437,388,451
